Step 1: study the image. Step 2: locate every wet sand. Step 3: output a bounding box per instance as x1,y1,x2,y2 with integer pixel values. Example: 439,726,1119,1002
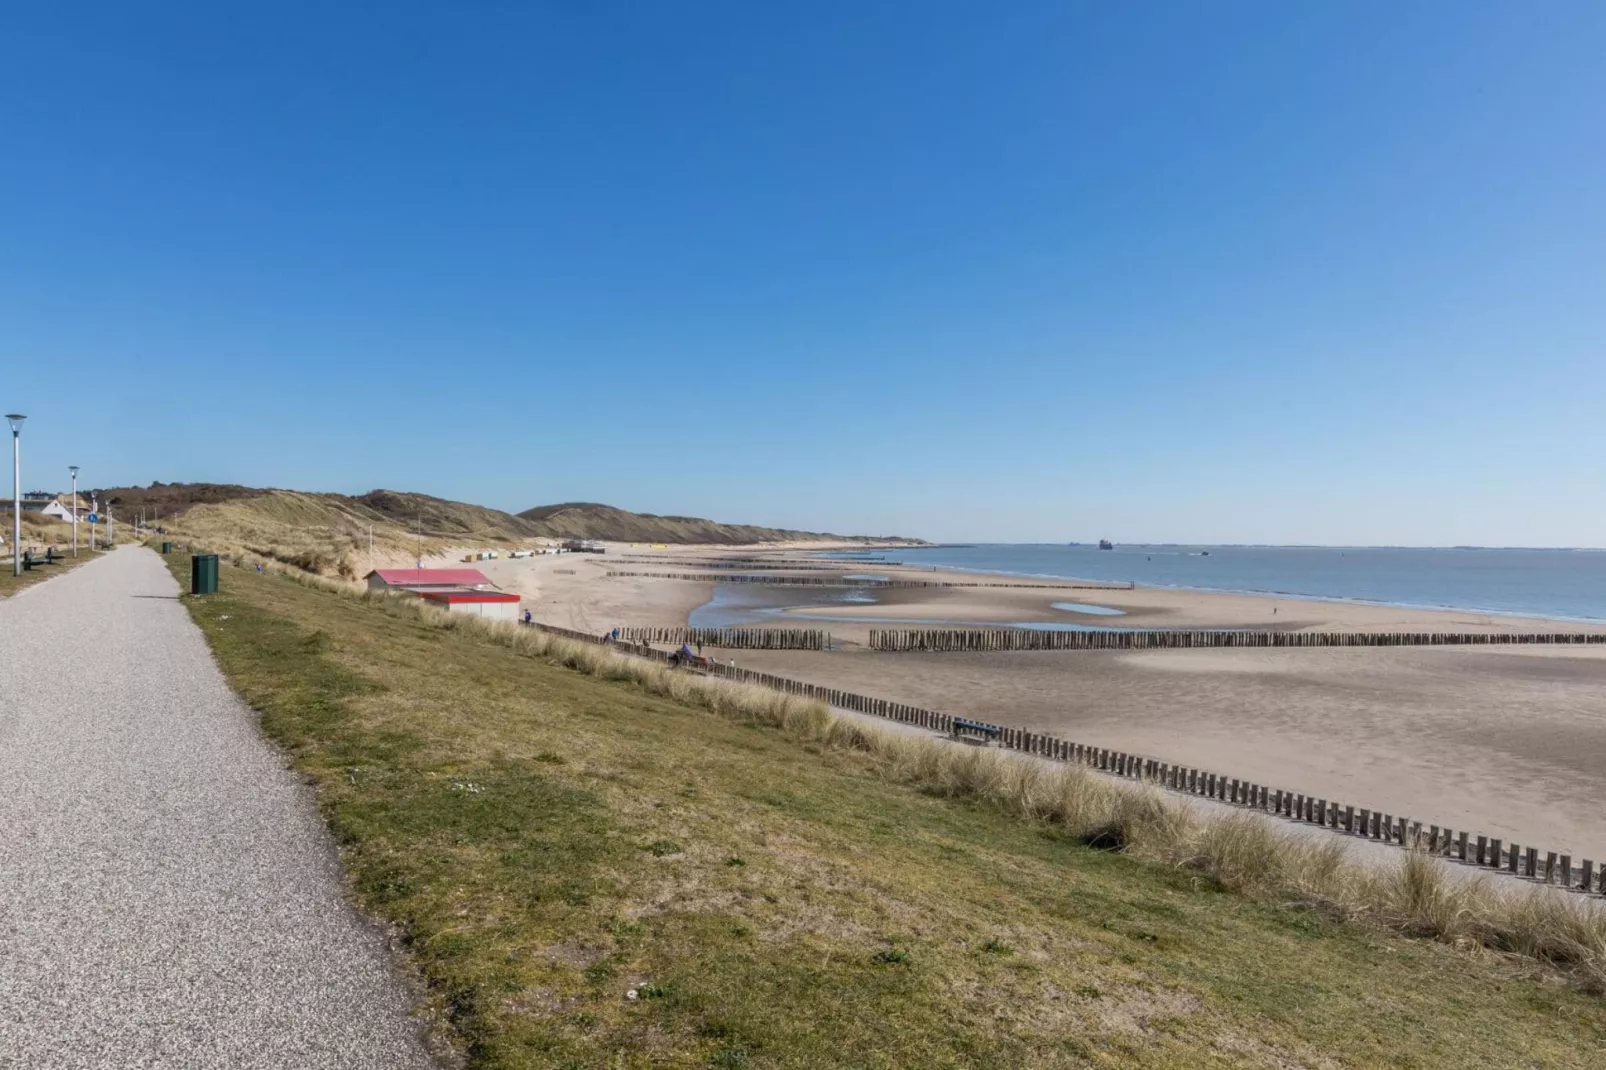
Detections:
422,540,908,635
781,581,1605,642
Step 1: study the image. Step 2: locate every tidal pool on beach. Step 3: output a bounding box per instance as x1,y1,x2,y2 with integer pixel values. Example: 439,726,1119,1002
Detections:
1051,601,1126,616
690,584,1131,632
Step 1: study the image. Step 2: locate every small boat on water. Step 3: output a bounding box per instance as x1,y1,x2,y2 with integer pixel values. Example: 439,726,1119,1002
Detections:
1098,539,1114,551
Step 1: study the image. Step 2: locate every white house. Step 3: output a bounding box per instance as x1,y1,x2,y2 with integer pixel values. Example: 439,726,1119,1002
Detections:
20,493,85,522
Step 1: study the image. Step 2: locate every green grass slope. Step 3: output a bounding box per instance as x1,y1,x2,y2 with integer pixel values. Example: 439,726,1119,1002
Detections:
169,555,1605,1069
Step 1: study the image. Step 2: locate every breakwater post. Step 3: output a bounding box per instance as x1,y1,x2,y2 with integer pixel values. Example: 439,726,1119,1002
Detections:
618,626,831,651
867,628,1606,652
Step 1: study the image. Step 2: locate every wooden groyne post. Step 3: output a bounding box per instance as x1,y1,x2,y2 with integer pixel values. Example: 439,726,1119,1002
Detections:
867,628,1606,652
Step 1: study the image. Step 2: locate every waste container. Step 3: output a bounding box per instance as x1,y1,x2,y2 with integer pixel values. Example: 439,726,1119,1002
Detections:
161,541,172,554
191,553,219,595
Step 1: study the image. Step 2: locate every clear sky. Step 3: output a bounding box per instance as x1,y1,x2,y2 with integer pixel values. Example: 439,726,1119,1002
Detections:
3,3,1603,545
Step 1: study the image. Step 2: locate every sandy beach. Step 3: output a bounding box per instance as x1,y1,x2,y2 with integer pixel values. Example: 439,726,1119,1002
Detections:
736,643,1606,860
499,543,1606,640
430,542,1606,859
420,540,889,636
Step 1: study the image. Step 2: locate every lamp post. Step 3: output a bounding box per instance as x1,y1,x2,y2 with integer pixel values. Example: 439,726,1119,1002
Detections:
69,465,79,557
6,415,24,577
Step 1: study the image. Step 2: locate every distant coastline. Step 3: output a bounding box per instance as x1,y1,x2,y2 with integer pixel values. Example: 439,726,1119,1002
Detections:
818,543,1606,625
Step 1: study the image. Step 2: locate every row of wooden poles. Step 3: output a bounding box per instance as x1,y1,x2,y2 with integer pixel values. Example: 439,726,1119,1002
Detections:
606,570,1131,590
618,627,832,651
1065,750,1605,893
618,555,887,567
870,628,1606,652
613,558,846,571
528,618,1604,897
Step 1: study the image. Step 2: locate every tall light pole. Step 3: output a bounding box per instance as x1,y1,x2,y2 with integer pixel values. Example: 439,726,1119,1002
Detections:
6,415,24,577
69,465,80,557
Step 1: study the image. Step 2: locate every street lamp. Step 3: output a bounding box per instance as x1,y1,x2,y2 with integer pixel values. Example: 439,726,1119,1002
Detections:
69,465,79,557
6,415,24,578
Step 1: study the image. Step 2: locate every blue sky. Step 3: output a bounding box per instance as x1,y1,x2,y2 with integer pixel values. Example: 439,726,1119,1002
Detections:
3,3,1603,545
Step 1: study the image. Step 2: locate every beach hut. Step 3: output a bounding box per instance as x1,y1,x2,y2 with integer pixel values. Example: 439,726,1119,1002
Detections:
364,568,493,593
416,588,521,622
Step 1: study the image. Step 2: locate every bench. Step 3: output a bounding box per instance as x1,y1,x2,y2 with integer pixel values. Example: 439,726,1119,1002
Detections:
21,548,59,570
951,717,1001,745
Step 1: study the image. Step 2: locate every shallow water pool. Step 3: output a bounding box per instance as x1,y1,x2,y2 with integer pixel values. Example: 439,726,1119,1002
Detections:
1052,601,1126,616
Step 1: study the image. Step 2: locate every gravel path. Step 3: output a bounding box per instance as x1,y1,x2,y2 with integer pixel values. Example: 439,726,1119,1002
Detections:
0,549,438,1068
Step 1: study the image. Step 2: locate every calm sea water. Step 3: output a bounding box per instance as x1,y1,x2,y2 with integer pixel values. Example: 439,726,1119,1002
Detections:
823,545,1606,623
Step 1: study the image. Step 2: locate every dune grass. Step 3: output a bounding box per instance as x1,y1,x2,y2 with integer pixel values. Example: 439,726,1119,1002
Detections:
146,488,844,581
157,493,450,577
0,551,100,597
0,515,106,597
256,553,1606,989
171,553,1606,1068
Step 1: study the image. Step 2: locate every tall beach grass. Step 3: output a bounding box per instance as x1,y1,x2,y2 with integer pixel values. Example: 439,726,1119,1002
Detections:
221,549,1606,991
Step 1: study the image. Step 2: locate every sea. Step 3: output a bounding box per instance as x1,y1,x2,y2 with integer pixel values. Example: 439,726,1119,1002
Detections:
820,544,1606,624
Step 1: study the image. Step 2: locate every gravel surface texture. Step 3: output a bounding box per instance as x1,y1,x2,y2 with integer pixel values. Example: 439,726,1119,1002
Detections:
0,549,438,1068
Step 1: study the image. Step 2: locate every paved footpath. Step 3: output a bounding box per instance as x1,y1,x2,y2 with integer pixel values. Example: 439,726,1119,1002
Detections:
0,549,437,1069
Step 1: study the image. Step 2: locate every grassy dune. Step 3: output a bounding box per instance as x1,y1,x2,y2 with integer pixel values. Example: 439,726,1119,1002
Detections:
515,501,885,545
171,555,1606,1068
165,491,432,575
110,483,892,579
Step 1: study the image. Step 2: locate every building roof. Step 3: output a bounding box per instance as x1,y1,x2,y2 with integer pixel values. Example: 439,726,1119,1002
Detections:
366,568,492,588
417,589,521,604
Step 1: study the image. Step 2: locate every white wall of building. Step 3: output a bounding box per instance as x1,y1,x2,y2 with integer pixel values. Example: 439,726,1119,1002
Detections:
440,600,520,622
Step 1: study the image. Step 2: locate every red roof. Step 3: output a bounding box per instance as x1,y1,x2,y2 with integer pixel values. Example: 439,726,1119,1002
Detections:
418,589,521,604
367,568,491,587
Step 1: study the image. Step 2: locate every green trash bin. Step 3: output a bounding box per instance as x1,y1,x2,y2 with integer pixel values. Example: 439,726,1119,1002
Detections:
161,541,173,554
190,553,219,595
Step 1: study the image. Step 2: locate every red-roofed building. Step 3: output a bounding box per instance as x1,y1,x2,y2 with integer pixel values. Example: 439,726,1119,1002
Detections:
364,568,493,593
417,588,522,622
